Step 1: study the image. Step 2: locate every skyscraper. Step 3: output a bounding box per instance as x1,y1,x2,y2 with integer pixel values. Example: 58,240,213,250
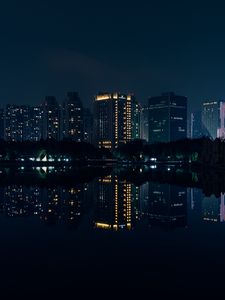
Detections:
27,106,42,141
5,105,30,142
201,100,219,140
62,92,83,142
148,92,187,144
140,105,149,142
217,102,225,139
83,108,93,143
41,97,60,141
190,111,203,139
94,92,140,149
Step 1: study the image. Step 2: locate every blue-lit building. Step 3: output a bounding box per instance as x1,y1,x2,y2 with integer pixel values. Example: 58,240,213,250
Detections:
148,92,187,144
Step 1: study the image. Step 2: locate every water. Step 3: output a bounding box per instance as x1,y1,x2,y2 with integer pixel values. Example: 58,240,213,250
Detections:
0,165,224,297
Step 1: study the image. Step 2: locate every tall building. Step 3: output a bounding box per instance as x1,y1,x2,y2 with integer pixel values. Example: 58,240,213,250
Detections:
190,111,203,139
140,105,149,142
62,92,83,141
41,97,60,141
83,108,93,143
27,106,42,141
94,92,140,149
148,92,187,144
5,105,30,142
201,101,219,140
0,108,4,140
217,102,225,139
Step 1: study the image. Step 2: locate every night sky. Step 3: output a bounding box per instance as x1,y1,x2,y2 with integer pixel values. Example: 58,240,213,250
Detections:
1,0,225,111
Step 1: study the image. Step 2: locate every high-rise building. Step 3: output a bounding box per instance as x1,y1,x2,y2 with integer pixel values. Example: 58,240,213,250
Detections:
201,101,220,140
5,105,30,142
217,102,225,139
41,97,60,141
62,92,83,142
148,92,187,144
0,108,4,140
140,105,149,142
190,111,203,139
27,106,42,141
94,92,140,149
83,108,93,143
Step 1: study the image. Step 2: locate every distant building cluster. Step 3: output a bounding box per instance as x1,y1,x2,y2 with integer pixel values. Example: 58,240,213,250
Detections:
0,92,93,144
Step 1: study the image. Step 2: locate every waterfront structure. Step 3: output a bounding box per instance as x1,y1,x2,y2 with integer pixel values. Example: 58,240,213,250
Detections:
5,105,30,141
148,92,187,144
190,111,203,139
62,92,83,141
41,97,61,141
201,100,220,140
94,92,140,149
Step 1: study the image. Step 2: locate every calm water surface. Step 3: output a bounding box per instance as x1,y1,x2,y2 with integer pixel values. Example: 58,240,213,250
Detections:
0,166,224,297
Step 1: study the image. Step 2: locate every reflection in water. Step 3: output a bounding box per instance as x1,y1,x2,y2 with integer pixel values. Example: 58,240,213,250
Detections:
0,168,225,230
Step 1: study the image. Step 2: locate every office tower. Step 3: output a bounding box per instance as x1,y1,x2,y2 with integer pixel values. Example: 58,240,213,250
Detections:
62,92,83,142
94,92,140,149
27,106,42,141
217,102,225,139
148,92,187,144
140,105,149,142
83,108,93,143
148,182,187,228
5,105,30,142
201,100,219,140
41,96,60,141
94,175,139,230
0,108,4,140
190,111,203,139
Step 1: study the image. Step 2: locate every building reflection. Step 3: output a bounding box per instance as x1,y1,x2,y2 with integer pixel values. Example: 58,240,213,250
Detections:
147,182,187,228
202,193,225,223
0,183,91,228
94,175,140,231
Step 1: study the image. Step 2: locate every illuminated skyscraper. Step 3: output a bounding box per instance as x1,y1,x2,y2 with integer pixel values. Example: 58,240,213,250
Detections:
83,108,93,143
94,92,140,149
148,92,187,144
42,96,60,141
201,100,219,140
62,92,83,141
140,105,149,142
5,105,30,141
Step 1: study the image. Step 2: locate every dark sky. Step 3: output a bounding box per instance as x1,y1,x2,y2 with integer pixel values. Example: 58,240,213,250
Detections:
1,0,225,111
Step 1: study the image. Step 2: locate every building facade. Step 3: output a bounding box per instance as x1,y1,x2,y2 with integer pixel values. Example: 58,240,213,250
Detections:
94,92,140,149
190,111,203,139
201,101,220,140
5,105,30,142
62,92,83,141
148,92,187,144
41,97,61,141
